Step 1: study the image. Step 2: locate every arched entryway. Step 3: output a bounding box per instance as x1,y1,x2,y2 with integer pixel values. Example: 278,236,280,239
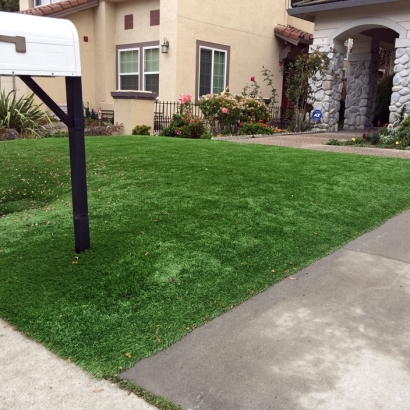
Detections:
310,17,409,131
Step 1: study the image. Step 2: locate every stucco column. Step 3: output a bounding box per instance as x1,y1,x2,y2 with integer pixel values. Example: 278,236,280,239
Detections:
344,57,379,130
390,47,410,123
309,45,344,132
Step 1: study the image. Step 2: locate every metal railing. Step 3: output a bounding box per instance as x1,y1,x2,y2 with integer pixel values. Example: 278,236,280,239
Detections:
154,100,289,133
154,101,203,133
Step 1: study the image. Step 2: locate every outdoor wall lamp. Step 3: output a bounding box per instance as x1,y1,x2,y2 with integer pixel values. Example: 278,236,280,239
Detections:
161,37,169,53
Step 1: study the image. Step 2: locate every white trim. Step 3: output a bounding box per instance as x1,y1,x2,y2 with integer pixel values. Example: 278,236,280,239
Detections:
328,17,407,43
198,46,227,98
118,47,139,91
142,46,160,93
395,38,410,48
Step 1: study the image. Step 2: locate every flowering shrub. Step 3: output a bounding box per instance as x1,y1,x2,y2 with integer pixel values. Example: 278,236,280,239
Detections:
160,94,205,138
199,90,269,134
238,121,275,136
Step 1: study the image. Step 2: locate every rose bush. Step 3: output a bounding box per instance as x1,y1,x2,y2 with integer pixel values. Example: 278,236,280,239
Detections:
199,90,269,134
160,94,206,138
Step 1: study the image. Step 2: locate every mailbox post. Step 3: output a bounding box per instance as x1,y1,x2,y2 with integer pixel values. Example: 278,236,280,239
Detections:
0,12,90,253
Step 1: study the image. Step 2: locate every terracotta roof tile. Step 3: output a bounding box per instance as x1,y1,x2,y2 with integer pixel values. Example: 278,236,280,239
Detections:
18,0,97,17
274,24,313,46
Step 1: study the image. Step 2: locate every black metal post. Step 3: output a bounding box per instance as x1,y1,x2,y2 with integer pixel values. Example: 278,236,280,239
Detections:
66,76,90,253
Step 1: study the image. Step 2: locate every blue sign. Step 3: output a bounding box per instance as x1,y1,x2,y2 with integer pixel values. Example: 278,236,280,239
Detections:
312,110,322,122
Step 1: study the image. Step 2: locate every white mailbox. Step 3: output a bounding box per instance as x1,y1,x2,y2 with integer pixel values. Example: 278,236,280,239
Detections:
0,11,81,77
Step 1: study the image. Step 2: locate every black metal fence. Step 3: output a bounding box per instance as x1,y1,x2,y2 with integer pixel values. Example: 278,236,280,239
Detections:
154,101,203,133
154,100,289,133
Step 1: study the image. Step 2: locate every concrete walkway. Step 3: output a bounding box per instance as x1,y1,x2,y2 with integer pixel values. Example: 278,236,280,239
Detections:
0,319,156,410
123,210,410,410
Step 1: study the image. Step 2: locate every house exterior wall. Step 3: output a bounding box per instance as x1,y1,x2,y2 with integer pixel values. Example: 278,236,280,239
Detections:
11,0,314,118
174,0,288,102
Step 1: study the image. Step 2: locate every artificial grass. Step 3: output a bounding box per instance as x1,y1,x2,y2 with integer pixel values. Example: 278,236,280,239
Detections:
1,136,410,379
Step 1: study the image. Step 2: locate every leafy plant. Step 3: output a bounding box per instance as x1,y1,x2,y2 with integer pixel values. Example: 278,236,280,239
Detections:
326,138,342,146
363,131,380,145
0,0,18,11
373,74,393,126
238,121,275,136
281,48,332,132
199,91,269,135
132,125,151,136
161,94,206,138
399,114,410,131
242,68,278,106
0,90,52,137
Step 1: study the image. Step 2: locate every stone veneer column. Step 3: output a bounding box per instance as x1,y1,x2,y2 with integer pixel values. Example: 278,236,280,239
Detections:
390,47,410,123
309,46,344,132
344,59,379,130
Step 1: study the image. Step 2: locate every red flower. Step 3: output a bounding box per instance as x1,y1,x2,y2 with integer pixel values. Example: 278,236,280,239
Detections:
239,122,243,127
249,121,253,124
250,76,255,82
263,123,267,127
258,119,263,123
362,133,366,139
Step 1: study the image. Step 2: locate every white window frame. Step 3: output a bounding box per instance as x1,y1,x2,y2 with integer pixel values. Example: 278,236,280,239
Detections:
142,46,160,93
34,0,61,7
198,46,227,98
118,47,140,91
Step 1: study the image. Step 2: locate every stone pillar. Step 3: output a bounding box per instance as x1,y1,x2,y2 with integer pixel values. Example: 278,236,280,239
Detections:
111,91,157,135
309,46,344,132
390,47,410,124
344,59,379,129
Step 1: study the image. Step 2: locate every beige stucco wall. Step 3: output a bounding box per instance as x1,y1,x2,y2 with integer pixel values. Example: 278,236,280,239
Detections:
112,93,155,134
0,77,26,98
172,0,290,103
287,15,314,34
24,8,96,111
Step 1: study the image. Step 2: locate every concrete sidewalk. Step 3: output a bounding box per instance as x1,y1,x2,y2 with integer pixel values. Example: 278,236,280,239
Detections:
0,319,156,410
123,210,410,410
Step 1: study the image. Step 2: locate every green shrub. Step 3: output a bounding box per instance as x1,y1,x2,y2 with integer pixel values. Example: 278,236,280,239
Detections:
398,127,410,148
363,131,380,145
326,138,342,146
0,90,51,137
132,125,151,135
399,115,410,131
199,91,269,134
238,121,275,136
373,74,393,126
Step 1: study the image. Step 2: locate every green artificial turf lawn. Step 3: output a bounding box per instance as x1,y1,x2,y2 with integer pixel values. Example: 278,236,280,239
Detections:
1,136,410,378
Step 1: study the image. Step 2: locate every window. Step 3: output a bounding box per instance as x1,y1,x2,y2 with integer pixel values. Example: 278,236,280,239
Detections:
144,47,159,94
117,42,160,94
196,42,230,100
34,0,61,6
124,14,133,30
150,10,160,26
118,49,139,90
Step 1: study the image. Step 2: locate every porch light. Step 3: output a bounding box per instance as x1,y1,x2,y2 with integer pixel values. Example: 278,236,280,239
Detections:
161,37,169,53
